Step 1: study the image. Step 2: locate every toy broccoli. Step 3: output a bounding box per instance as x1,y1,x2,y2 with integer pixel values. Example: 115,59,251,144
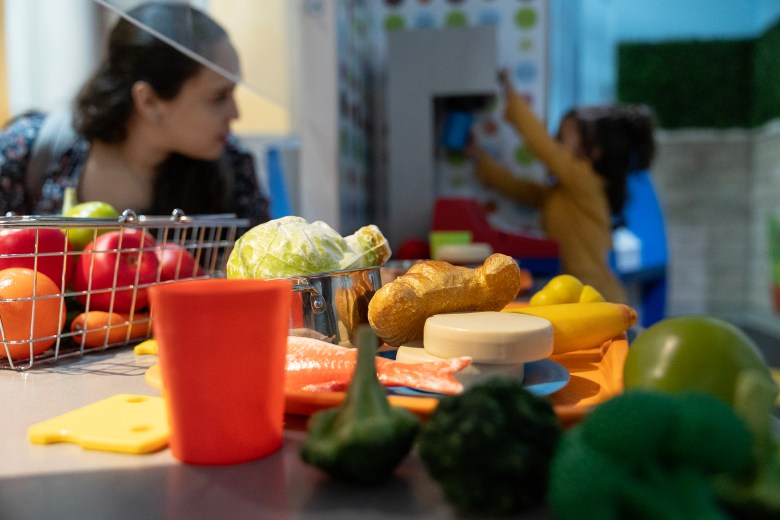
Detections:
624,315,780,518
299,326,420,484
416,376,562,516
547,390,754,520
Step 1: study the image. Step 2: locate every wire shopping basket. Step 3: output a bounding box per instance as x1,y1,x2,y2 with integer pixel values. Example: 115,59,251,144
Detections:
0,209,247,370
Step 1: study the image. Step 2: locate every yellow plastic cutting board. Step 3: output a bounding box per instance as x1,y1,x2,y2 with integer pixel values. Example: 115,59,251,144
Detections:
28,394,169,454
134,338,159,355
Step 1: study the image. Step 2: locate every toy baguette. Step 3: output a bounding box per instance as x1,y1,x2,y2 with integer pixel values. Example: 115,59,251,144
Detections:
368,254,522,346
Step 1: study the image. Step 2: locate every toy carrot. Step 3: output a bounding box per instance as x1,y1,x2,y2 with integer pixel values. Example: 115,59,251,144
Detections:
70,311,152,348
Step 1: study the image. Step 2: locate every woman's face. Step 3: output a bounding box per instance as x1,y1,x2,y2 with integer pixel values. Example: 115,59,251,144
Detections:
157,40,241,161
556,116,584,158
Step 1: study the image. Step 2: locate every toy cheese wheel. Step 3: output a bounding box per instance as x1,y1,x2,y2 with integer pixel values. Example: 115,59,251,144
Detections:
423,311,553,364
435,243,493,264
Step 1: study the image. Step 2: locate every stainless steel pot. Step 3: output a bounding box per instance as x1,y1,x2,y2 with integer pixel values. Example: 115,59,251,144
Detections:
289,266,382,347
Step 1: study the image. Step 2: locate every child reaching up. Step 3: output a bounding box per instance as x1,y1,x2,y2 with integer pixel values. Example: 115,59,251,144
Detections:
467,70,656,303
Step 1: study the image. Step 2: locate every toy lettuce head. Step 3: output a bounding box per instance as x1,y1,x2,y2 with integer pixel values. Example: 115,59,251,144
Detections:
343,225,392,270
227,216,391,279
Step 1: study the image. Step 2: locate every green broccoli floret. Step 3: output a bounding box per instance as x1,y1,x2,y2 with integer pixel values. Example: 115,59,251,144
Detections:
717,438,780,519
715,370,780,519
548,390,754,520
416,376,562,516
299,326,420,484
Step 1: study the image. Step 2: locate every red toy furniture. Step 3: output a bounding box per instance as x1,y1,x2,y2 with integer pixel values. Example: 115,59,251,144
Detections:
431,197,560,275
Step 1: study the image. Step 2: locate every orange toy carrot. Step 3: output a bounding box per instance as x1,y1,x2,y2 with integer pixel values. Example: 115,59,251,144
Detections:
70,311,152,348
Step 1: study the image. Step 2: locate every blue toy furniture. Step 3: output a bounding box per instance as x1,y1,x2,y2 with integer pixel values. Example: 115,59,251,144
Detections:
610,169,668,327
267,147,292,219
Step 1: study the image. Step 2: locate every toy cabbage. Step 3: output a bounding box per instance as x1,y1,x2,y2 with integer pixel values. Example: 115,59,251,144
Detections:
343,224,391,269
226,216,392,279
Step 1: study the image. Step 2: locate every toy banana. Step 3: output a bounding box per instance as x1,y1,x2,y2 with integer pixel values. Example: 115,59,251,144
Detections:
529,274,605,306
503,302,637,354
578,285,605,303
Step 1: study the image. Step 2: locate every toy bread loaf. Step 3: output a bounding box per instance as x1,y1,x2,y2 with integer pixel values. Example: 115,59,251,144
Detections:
368,253,522,346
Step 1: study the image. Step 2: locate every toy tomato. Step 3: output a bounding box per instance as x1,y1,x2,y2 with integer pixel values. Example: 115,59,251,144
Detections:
156,243,205,281
0,228,73,289
73,229,159,313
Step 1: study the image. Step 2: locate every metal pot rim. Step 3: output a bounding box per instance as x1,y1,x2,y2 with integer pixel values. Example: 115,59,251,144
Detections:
285,264,383,283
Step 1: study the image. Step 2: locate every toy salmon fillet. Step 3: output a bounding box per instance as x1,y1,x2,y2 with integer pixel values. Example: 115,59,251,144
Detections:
285,336,471,395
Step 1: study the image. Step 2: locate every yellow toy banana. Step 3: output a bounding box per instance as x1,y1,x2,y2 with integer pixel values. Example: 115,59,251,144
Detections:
503,302,637,354
529,274,605,306
578,285,605,303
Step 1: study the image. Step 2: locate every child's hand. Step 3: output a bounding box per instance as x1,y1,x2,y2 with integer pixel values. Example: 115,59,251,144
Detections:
464,134,482,162
498,68,514,99
498,68,523,123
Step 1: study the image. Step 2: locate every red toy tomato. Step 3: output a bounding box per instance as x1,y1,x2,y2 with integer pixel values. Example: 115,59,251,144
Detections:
0,228,73,290
157,243,205,281
73,229,159,313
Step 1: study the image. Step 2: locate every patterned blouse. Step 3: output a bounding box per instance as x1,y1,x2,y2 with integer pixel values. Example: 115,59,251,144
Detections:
0,112,270,226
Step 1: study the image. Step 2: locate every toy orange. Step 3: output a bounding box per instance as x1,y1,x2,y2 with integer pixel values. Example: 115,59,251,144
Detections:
0,267,66,360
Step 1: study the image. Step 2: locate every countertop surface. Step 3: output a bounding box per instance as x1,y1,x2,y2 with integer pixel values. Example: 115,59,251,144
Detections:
0,347,550,520
5,344,777,520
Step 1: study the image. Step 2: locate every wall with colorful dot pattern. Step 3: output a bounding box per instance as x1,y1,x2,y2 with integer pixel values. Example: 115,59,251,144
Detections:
336,0,551,235
336,0,375,234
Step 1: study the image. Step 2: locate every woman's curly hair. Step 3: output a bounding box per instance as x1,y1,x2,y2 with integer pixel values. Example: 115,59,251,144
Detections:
73,2,236,216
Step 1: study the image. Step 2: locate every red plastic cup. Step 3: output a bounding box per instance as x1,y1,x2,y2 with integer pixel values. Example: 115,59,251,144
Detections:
149,278,292,465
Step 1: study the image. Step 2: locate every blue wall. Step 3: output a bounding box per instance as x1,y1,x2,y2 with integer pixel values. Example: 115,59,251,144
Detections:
613,0,780,41
548,0,780,129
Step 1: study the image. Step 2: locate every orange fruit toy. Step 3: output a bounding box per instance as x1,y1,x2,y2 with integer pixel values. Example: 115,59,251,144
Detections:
0,267,66,360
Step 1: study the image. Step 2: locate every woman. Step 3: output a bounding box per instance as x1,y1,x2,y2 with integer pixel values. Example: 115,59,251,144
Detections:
468,71,656,303
0,2,269,227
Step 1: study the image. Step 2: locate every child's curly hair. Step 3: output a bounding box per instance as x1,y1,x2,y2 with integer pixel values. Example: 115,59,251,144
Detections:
564,104,657,224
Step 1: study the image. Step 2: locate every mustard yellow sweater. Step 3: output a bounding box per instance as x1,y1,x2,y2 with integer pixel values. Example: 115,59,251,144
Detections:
474,94,627,303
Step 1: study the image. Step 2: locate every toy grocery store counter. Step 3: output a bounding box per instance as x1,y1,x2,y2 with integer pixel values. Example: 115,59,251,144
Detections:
0,346,562,520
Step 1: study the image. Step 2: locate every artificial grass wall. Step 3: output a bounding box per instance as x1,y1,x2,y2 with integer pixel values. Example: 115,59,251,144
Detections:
752,20,780,127
617,19,780,129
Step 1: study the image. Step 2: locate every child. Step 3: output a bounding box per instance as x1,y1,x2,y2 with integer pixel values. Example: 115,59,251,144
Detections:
467,71,656,303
